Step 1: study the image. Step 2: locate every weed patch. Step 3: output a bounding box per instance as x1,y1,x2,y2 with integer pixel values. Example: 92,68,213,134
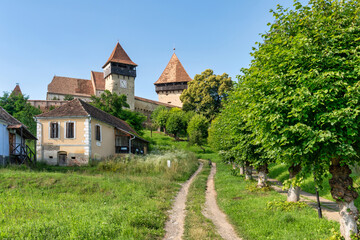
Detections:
245,182,273,193
266,200,308,212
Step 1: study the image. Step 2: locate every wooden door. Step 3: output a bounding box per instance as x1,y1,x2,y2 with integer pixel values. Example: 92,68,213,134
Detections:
58,153,67,166
9,133,15,154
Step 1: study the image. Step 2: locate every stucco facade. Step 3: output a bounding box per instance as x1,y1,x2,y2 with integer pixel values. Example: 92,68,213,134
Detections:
36,117,90,166
35,99,149,166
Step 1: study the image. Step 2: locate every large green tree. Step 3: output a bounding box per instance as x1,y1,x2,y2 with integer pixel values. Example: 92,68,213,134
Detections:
165,108,186,140
239,1,360,238
187,114,208,151
180,69,233,120
91,90,146,134
0,92,41,135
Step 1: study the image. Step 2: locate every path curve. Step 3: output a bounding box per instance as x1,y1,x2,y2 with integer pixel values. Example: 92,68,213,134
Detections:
163,162,203,240
203,162,242,240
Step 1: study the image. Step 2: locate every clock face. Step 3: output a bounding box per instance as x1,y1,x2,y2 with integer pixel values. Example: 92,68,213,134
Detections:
120,79,127,88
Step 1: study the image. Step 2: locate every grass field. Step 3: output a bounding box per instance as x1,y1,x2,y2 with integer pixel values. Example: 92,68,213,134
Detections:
215,163,339,240
268,163,360,209
0,150,198,239
145,130,340,240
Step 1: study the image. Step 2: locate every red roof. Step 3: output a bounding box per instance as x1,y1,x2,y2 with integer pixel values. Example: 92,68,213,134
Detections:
11,84,22,96
102,42,137,68
154,53,192,84
91,71,105,91
47,76,95,97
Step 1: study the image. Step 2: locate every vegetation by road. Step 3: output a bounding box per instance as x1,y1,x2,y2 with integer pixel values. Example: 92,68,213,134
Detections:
0,150,198,239
214,163,338,240
146,130,340,239
184,161,222,240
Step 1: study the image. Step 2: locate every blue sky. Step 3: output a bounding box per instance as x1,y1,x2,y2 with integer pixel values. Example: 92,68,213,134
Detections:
0,0,307,101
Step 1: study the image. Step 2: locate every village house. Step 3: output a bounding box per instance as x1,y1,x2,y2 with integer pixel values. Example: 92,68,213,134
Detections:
0,107,37,166
35,98,148,166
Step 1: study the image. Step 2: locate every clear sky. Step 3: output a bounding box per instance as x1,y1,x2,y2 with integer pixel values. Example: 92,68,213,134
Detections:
0,0,308,101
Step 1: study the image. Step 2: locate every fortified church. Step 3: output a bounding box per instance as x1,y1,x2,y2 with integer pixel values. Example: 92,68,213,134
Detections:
31,42,192,119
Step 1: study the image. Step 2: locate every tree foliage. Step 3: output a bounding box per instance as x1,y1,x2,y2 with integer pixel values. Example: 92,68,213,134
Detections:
229,0,360,237
187,114,208,150
64,95,74,101
180,69,233,120
91,90,146,134
165,108,185,140
0,92,41,135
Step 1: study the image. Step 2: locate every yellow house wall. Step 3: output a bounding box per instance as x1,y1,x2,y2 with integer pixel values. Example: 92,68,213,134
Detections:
90,118,115,160
36,117,90,165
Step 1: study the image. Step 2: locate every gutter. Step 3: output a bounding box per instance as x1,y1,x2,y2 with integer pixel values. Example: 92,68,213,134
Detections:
129,135,136,154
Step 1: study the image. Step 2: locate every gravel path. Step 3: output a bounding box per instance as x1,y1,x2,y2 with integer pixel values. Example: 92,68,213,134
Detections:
203,162,242,240
163,162,203,240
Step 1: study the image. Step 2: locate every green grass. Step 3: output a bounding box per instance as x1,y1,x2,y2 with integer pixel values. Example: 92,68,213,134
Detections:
268,163,360,208
143,130,220,162
0,150,198,239
146,130,340,239
184,161,222,240
214,163,339,240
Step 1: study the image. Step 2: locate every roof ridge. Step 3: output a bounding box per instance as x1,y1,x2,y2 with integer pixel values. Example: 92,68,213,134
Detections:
77,99,90,115
77,99,138,135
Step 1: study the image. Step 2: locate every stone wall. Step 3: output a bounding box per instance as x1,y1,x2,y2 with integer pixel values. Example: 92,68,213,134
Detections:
157,90,183,107
105,74,135,110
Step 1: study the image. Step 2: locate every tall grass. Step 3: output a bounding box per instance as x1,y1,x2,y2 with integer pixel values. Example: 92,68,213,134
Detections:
0,149,199,239
97,150,198,181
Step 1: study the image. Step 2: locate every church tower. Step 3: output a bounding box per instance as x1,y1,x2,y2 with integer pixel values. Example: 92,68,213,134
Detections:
103,42,137,110
154,53,192,107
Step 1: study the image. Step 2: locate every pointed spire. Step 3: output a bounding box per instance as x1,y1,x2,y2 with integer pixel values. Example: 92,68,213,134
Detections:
102,42,137,68
11,83,23,96
154,53,192,84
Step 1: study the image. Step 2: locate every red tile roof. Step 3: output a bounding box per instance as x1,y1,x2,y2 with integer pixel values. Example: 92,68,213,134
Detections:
91,71,105,91
47,76,94,97
11,84,22,96
103,42,137,68
154,53,192,85
0,107,36,140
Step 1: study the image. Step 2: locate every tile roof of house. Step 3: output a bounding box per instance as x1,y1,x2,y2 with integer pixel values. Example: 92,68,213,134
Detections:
103,42,137,68
91,71,105,91
47,76,94,97
134,96,179,108
11,84,23,96
36,99,142,138
0,107,36,140
0,107,22,125
154,53,192,85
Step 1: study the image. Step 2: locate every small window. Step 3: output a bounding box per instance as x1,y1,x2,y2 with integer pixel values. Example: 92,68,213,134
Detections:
66,122,75,139
50,122,59,138
95,125,101,141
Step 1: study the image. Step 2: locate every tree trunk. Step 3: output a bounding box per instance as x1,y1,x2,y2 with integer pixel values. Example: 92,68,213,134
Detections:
257,163,269,188
245,161,252,180
287,164,302,202
329,158,359,240
239,164,245,175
